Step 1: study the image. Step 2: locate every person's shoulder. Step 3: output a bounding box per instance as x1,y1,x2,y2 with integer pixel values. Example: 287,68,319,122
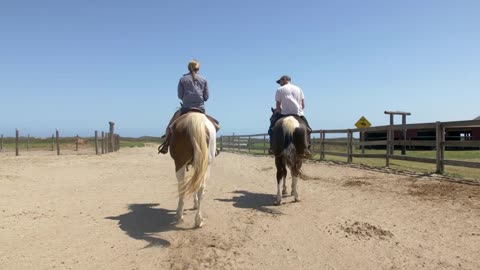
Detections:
179,73,192,82
292,83,302,91
197,74,207,82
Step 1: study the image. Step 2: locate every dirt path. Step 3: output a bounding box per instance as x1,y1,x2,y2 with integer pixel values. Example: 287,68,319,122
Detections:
1,146,479,270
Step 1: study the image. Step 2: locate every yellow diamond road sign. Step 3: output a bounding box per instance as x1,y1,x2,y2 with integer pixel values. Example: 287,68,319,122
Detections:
355,116,371,129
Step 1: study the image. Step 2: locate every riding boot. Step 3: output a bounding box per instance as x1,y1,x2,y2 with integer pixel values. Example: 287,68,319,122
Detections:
304,146,312,156
158,135,169,154
304,132,312,156
268,129,274,155
158,129,172,154
158,110,182,154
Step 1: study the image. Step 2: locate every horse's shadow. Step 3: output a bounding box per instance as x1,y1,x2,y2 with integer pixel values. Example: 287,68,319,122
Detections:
105,203,187,248
215,190,283,215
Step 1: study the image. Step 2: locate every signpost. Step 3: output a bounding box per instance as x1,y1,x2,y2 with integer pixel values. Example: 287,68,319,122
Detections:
355,116,371,129
355,116,371,154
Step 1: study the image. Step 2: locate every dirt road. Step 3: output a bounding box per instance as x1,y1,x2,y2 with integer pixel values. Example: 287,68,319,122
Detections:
1,146,479,269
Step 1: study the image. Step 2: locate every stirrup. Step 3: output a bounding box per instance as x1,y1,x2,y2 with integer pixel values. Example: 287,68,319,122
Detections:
158,143,169,154
303,147,312,157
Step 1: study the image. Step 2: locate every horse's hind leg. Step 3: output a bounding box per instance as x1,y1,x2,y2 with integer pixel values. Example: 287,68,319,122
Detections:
194,173,207,228
291,159,302,202
274,157,287,205
275,176,283,206
175,165,186,223
193,167,209,210
291,172,300,202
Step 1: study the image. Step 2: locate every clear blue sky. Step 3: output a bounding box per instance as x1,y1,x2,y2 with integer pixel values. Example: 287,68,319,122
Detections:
1,0,479,137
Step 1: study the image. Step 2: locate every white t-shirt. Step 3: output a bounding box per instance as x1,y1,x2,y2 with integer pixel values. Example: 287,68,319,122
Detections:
275,83,304,116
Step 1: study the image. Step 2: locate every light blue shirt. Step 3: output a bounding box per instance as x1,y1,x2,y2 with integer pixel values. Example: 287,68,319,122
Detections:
178,73,209,112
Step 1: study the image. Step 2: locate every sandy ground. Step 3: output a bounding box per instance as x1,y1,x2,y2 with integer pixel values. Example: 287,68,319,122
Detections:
1,146,479,270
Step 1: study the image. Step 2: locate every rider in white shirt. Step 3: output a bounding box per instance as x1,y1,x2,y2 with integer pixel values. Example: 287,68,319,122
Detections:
268,75,312,155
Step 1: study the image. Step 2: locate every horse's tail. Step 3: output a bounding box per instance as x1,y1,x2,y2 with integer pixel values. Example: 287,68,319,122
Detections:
282,117,306,179
180,113,209,197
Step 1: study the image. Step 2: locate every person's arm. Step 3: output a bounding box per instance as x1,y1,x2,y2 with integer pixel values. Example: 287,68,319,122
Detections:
276,101,281,113
177,80,184,100
275,90,281,113
203,80,209,101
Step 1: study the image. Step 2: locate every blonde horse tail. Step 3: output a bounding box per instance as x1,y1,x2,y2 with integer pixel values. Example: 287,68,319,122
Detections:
283,117,306,179
180,113,209,197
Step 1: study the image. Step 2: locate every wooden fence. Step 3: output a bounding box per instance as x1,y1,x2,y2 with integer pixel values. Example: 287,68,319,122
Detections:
219,119,480,174
0,122,120,156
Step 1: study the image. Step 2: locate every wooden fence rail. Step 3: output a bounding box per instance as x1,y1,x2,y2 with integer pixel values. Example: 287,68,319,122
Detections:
219,119,480,174
0,128,120,156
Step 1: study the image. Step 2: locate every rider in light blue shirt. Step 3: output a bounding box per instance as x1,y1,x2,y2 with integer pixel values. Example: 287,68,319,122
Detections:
159,60,210,154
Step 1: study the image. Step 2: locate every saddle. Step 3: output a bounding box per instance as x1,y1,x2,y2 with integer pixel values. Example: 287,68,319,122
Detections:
171,108,220,132
272,113,311,133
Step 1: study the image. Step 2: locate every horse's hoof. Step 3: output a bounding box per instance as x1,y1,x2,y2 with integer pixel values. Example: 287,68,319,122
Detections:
273,200,282,206
282,190,288,195
195,219,203,228
176,214,184,223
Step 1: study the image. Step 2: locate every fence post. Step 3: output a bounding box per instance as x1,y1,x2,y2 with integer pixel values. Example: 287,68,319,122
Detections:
220,136,223,151
0,134,3,152
95,131,99,155
320,130,325,160
106,132,110,153
56,129,60,155
361,131,365,154
51,135,54,151
75,134,79,151
237,135,240,151
109,122,115,153
402,114,407,155
15,129,19,156
311,134,315,155
248,136,251,153
27,134,30,152
101,131,105,154
263,134,266,155
386,126,391,167
436,121,445,173
347,129,353,163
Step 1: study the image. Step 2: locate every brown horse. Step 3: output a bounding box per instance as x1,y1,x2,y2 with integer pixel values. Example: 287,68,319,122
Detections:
271,115,309,205
169,112,216,228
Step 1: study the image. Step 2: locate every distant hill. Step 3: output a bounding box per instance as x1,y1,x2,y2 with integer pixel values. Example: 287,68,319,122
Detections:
121,136,162,142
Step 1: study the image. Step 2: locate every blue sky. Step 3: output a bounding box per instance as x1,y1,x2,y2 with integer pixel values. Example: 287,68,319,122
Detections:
1,0,479,137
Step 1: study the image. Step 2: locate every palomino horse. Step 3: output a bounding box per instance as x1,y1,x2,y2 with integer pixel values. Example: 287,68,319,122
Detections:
169,111,216,228
271,114,309,205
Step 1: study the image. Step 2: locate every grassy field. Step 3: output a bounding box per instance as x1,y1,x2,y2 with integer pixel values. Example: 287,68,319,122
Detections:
222,141,480,181
0,136,162,151
3,136,479,181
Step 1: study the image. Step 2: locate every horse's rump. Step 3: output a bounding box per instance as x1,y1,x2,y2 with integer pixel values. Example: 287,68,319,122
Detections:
170,112,216,197
272,116,309,156
272,116,307,178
